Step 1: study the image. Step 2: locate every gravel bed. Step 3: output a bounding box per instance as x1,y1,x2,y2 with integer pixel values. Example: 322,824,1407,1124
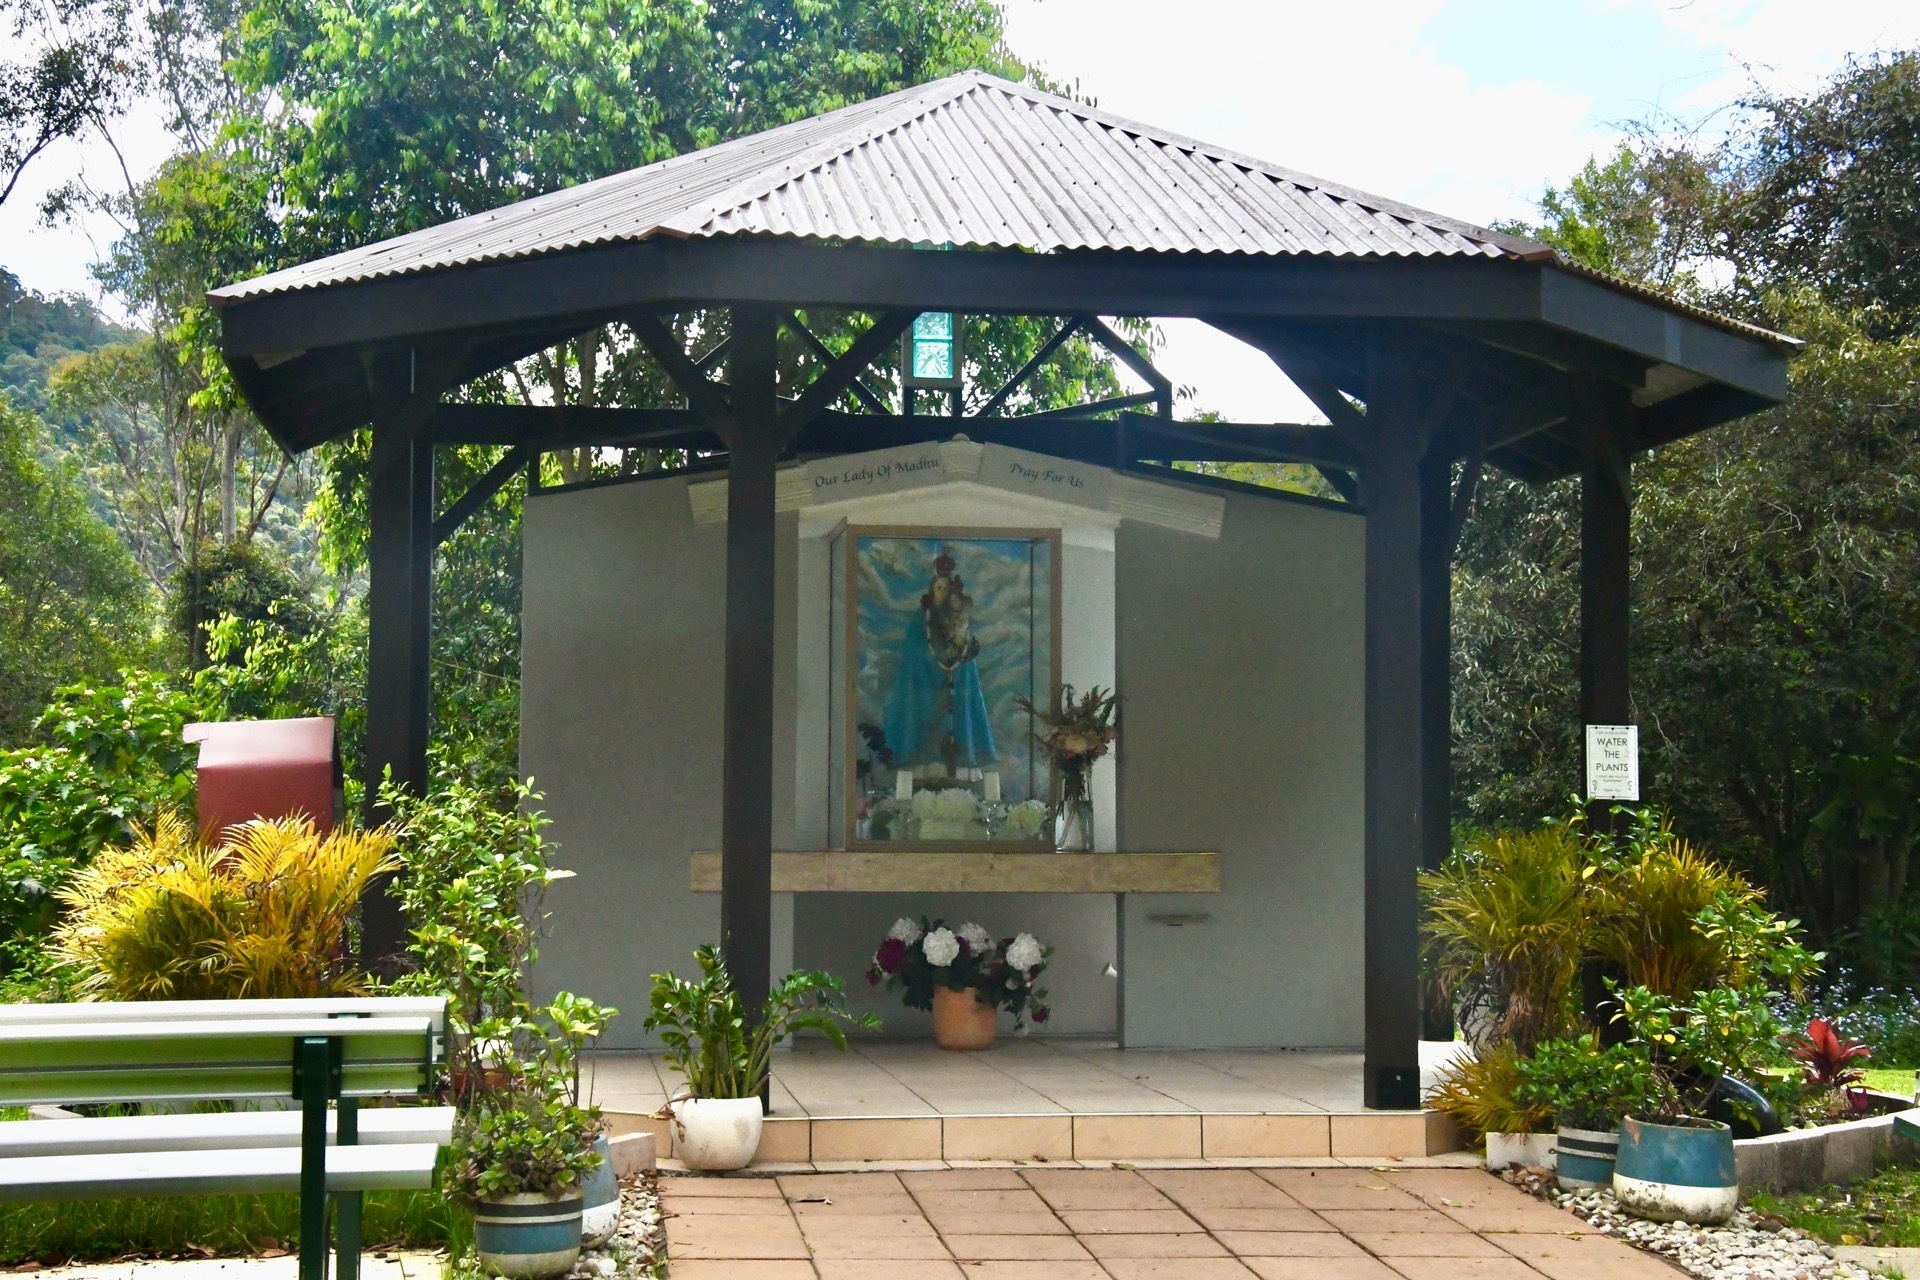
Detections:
1499,1166,1871,1280
565,1175,664,1280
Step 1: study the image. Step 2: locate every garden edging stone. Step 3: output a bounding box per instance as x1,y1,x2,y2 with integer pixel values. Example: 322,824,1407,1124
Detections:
1735,1106,1919,1197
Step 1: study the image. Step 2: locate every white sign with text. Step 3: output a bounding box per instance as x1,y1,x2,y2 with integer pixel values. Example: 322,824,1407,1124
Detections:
1585,724,1640,800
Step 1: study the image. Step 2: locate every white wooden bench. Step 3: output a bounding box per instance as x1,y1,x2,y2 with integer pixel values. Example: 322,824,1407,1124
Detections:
0,997,451,1280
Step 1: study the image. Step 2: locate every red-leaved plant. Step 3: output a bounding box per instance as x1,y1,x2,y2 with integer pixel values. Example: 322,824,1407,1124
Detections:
1790,1017,1872,1113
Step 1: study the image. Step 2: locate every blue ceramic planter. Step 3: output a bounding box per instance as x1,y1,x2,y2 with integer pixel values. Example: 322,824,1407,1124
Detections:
580,1135,619,1245
473,1192,584,1279
1554,1126,1619,1192
1613,1116,1738,1224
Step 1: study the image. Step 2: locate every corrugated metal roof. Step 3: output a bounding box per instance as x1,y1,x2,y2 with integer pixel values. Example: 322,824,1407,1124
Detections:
212,71,1552,304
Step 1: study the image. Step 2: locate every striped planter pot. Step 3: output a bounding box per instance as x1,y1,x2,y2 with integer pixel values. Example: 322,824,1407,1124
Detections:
580,1135,620,1246
473,1192,585,1279
1554,1126,1619,1192
1614,1116,1738,1225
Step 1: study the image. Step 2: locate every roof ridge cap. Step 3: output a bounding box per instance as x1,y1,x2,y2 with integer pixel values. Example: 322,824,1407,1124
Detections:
661,72,994,235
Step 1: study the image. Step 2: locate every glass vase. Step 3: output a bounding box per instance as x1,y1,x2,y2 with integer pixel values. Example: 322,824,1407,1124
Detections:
1054,765,1094,852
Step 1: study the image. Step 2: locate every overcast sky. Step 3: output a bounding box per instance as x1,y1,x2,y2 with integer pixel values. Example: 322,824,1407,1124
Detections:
5,0,1917,422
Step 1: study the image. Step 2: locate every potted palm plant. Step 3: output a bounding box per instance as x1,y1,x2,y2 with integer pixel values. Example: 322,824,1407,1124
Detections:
1422,825,1592,1167
645,945,876,1170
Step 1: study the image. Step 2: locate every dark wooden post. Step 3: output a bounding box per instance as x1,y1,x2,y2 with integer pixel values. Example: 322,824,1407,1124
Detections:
718,304,782,1095
1418,446,1456,1042
361,417,434,965
1579,381,1633,834
1582,385,1628,1036
1578,381,1634,1036
1361,371,1430,1110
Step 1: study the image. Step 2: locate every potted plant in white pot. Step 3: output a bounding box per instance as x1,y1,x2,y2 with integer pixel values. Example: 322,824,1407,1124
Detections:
455,996,616,1278
866,917,1052,1050
646,945,876,1170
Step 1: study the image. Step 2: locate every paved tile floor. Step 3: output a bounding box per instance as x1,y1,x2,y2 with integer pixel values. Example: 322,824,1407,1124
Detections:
660,1165,1685,1279
588,1041,1468,1118
32,1255,439,1280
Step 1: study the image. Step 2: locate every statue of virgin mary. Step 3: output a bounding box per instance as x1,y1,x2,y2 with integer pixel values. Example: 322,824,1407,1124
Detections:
882,548,997,770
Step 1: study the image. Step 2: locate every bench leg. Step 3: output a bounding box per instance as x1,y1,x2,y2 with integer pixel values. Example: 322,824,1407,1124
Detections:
335,1097,361,1280
299,1036,332,1280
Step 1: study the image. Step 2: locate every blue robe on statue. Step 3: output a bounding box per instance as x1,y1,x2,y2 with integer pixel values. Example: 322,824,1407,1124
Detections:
882,612,997,768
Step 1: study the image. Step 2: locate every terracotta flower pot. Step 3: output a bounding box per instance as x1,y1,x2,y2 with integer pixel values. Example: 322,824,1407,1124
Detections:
933,986,998,1051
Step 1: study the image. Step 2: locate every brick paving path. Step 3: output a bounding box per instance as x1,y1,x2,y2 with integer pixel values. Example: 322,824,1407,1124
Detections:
661,1165,1685,1279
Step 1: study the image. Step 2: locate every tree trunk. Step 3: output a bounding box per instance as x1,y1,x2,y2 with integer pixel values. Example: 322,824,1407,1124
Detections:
220,421,238,541
185,544,206,670
548,329,603,485
1862,842,1892,917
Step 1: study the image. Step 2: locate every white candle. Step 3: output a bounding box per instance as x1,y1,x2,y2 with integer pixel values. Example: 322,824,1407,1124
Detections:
895,769,914,801
982,772,1001,803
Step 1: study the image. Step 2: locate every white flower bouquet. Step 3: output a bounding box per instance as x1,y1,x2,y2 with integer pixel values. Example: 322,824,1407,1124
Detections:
866,916,1054,1030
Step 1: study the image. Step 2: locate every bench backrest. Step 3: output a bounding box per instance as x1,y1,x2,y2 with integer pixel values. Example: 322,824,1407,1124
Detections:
0,996,446,1037
0,1001,445,1107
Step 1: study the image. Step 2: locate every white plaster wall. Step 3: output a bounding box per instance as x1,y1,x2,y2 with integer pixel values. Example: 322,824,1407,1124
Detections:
1114,484,1366,1048
521,475,795,1048
1061,541,1118,850
518,466,1330,1048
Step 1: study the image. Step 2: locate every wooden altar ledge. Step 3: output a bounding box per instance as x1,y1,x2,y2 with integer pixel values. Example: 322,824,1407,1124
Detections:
689,850,1220,894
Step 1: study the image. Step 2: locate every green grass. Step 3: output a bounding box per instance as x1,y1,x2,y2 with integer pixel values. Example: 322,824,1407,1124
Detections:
1751,1164,1920,1248
1864,1067,1918,1098
0,1189,469,1266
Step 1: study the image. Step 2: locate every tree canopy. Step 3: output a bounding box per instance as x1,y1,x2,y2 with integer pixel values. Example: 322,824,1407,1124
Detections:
0,397,156,741
1456,51,1920,982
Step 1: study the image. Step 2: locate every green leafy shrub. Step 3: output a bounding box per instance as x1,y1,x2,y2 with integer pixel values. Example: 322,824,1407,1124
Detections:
382,775,572,1103
0,672,203,950
1593,813,1821,999
646,944,876,1100
1615,982,1796,1123
1515,1033,1656,1130
454,996,612,1201
1426,807,1821,1133
382,776,619,1201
